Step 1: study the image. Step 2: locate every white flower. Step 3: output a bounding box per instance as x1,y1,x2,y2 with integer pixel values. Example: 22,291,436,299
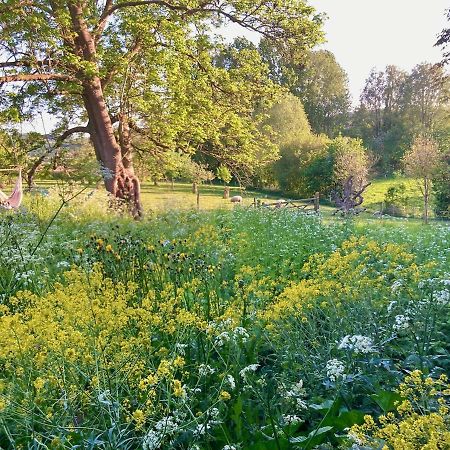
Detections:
435,289,449,305
393,315,410,331
175,343,188,355
223,445,238,450
56,260,70,269
326,359,346,382
387,301,397,313
97,390,112,405
215,332,231,347
233,327,250,341
282,414,303,425
226,374,236,390
143,430,160,450
338,335,376,354
209,407,220,419
391,279,403,293
239,364,260,378
198,364,216,376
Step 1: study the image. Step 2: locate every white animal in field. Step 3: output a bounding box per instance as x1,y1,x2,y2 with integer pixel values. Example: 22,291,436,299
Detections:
230,195,243,204
275,199,287,208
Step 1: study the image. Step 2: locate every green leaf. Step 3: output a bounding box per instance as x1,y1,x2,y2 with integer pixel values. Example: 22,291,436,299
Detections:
371,390,403,413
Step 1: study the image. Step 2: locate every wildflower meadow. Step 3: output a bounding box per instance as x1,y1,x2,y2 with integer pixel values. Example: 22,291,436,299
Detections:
0,190,449,449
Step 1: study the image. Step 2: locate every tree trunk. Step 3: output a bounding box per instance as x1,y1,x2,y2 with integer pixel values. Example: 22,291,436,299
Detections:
70,3,143,218
424,177,429,224
223,186,230,199
192,182,198,194
82,79,143,218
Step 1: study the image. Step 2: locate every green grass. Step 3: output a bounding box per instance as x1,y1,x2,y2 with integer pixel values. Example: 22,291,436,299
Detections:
363,176,423,210
29,176,437,221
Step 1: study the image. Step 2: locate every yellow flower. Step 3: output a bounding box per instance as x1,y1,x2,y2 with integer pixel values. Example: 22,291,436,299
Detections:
132,409,145,429
220,390,231,401
105,244,113,252
173,356,185,368
0,397,8,412
65,348,76,361
33,377,45,391
157,360,172,378
172,380,185,398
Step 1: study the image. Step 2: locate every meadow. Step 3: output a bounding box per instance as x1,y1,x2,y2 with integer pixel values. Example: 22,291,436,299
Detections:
0,185,449,449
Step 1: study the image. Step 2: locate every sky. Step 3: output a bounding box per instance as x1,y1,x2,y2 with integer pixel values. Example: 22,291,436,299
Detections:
305,0,448,104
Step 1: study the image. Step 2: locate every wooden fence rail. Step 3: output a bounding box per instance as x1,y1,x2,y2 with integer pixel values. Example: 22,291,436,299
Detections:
251,192,320,213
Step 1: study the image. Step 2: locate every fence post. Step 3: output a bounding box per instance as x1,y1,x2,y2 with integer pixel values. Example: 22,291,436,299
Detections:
197,191,200,211
253,197,256,208
314,192,320,212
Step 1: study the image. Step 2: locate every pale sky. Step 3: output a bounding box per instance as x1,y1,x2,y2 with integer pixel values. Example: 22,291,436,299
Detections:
308,0,448,104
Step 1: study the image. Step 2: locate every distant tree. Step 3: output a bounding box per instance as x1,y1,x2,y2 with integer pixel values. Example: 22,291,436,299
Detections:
264,94,311,147
360,69,386,138
216,165,232,198
329,136,371,214
432,160,450,218
293,50,350,136
402,63,449,131
258,42,349,137
436,8,450,65
432,128,450,218
260,94,334,196
330,136,370,190
184,162,215,194
352,64,448,175
402,135,442,223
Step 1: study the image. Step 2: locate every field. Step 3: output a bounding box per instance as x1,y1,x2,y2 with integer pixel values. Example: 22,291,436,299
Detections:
1,186,450,449
28,176,423,215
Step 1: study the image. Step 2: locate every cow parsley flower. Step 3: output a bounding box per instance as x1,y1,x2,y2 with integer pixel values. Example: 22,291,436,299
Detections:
239,364,260,378
282,414,303,425
393,315,410,331
226,374,236,390
338,335,376,354
326,359,346,382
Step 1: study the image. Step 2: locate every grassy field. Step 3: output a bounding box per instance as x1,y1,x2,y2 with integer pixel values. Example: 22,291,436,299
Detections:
363,176,423,212
30,176,424,211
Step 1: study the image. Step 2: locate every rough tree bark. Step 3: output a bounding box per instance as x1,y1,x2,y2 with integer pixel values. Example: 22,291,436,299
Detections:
69,3,143,218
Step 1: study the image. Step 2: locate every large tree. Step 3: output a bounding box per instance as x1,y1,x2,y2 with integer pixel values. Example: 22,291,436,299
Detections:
259,41,350,137
292,50,350,136
0,0,323,217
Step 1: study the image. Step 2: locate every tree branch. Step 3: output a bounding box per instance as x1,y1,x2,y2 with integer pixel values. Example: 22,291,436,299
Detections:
101,39,142,87
26,124,90,188
0,73,77,83
96,0,212,36
54,125,90,147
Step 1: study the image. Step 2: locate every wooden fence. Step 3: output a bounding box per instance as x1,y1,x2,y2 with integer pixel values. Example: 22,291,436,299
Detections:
251,192,320,213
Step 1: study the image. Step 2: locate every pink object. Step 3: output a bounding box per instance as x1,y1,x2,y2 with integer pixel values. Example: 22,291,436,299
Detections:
0,170,23,209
